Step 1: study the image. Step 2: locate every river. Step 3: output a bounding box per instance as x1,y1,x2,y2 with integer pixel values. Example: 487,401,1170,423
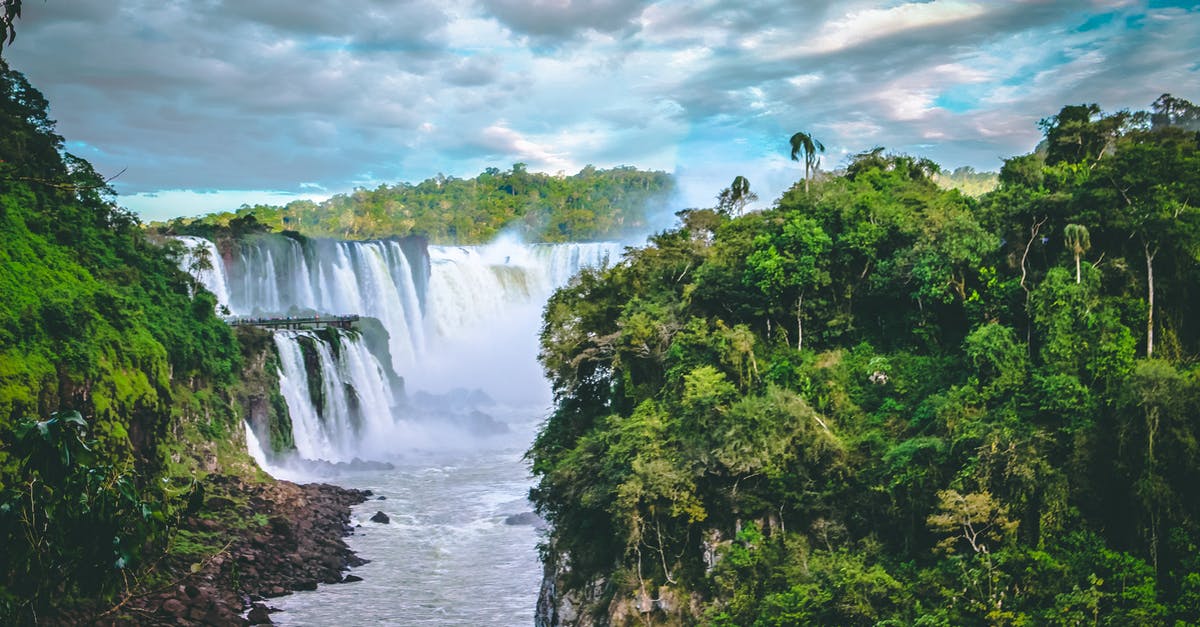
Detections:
269,415,545,626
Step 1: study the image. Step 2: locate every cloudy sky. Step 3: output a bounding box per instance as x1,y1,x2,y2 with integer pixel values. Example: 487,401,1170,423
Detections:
7,0,1199,221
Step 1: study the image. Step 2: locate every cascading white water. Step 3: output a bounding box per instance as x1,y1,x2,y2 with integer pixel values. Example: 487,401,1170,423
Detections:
217,236,427,372
174,235,232,306
425,238,622,340
530,241,625,289
176,233,620,457
411,238,621,405
272,330,398,463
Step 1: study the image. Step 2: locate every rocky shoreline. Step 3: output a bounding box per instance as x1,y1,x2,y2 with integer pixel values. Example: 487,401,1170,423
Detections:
51,475,368,626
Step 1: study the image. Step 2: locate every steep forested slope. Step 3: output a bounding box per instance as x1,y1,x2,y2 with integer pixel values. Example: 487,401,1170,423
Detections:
532,97,1200,626
0,59,250,621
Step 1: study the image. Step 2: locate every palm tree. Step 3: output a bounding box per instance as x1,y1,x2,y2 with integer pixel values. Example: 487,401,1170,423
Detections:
789,131,825,194
730,175,753,216
1063,223,1091,284
188,243,214,274
716,175,757,216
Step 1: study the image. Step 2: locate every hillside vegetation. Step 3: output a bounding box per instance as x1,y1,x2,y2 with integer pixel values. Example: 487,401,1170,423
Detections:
0,60,255,622
934,165,999,196
531,96,1200,625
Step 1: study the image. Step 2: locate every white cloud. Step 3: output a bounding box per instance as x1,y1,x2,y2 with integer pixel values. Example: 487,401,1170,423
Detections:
480,123,577,172
794,1,989,56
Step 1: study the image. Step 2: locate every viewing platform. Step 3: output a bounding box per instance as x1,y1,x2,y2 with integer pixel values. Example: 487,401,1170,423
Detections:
229,315,360,330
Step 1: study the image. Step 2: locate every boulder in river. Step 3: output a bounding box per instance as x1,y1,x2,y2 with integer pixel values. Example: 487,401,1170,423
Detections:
504,511,547,529
248,603,273,624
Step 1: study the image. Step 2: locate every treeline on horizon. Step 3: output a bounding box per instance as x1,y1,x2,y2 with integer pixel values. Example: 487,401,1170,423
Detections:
157,164,675,245
531,94,1200,625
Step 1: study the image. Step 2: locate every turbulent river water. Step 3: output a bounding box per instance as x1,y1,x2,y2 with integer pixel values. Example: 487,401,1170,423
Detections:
178,234,621,625
267,413,545,626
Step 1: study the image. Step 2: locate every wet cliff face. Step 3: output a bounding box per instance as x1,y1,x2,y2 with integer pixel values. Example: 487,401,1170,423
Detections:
536,541,708,627
232,326,294,456
536,545,607,627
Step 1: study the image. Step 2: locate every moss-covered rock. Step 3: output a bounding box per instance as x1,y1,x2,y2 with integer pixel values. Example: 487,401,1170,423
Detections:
233,326,295,455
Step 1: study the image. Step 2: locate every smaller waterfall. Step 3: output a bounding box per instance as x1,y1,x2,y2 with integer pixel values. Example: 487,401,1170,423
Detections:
174,235,232,307
531,242,624,288
273,329,400,463
244,421,271,469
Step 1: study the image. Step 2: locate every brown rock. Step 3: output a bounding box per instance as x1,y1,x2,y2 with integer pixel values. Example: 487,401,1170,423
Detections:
248,603,273,624
159,598,187,617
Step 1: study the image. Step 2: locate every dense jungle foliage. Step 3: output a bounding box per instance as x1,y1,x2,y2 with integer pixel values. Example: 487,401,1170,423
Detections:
531,95,1200,625
0,60,252,621
933,166,999,197
161,163,674,244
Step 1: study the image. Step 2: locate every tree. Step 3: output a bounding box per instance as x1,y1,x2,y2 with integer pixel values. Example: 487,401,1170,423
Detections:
189,243,213,272
789,131,825,194
1039,104,1131,167
0,0,20,52
743,214,831,350
1150,93,1200,131
716,175,758,217
1062,223,1090,284
1089,127,1200,358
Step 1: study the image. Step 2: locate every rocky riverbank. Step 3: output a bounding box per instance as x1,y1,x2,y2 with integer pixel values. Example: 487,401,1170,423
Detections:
49,475,368,626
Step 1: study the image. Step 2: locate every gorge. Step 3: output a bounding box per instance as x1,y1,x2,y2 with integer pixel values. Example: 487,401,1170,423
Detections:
178,232,623,623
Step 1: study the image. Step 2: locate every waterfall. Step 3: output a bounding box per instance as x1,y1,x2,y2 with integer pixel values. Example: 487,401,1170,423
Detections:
272,329,399,463
173,235,427,371
176,233,621,462
411,239,621,403
230,236,428,372
174,235,232,307
426,239,622,340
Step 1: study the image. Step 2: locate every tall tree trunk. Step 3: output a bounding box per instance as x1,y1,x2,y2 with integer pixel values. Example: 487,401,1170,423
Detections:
804,163,810,195
1021,217,1047,352
1145,241,1157,358
796,293,804,351
1075,253,1081,284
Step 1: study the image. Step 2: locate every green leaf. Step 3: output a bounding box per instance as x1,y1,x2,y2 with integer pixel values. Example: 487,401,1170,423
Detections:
57,410,86,428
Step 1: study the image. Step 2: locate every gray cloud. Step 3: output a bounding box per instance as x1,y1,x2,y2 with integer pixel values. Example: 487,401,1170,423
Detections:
212,0,449,47
10,0,458,193
480,0,647,40
444,55,502,87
